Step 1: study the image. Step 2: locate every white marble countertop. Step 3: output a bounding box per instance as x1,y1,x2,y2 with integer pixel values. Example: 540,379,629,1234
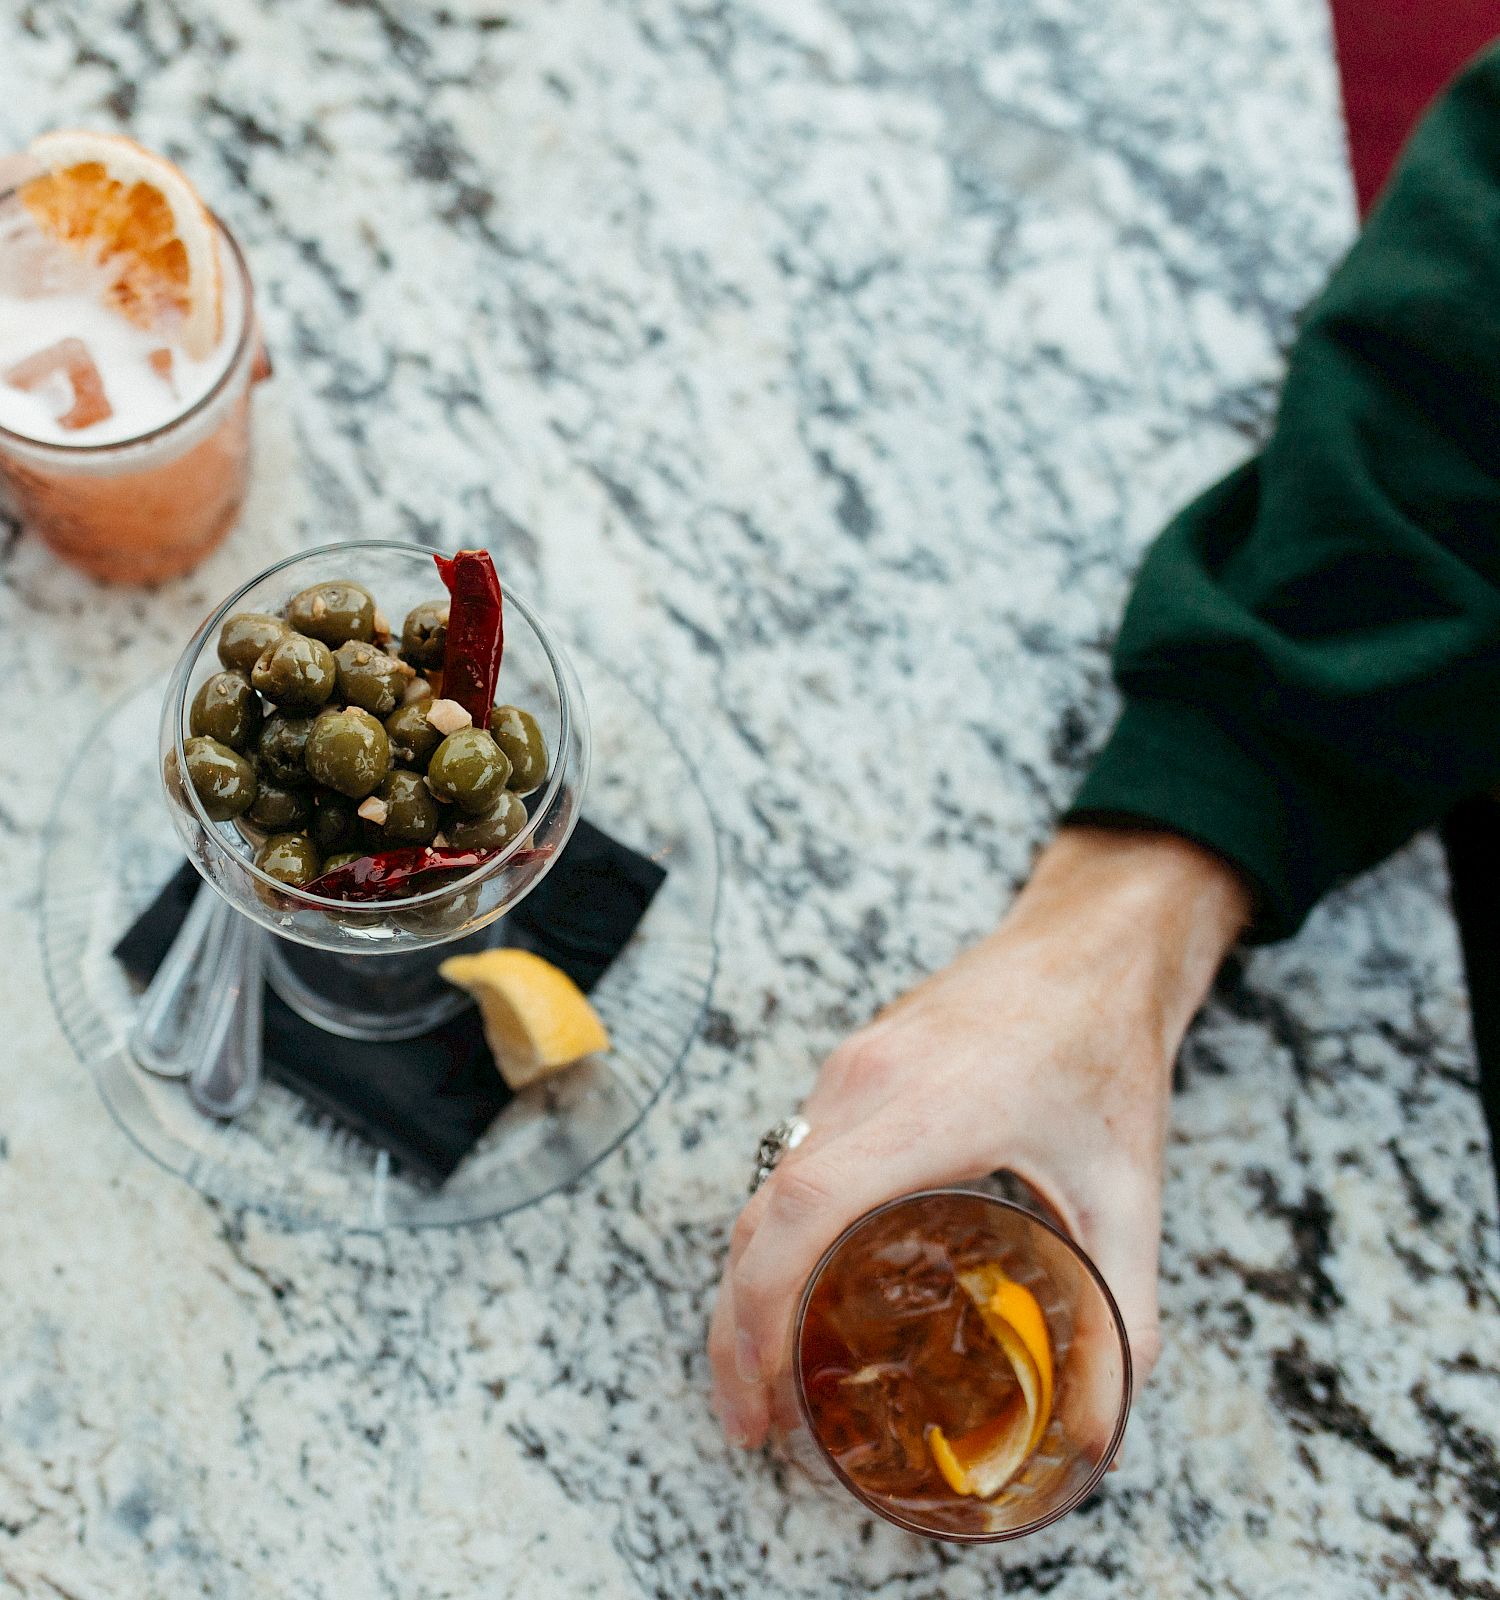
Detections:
1,2,1497,1596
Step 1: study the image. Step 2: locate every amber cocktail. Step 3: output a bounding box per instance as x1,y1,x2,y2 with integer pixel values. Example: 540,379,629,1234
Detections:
795,1187,1131,1541
0,134,263,584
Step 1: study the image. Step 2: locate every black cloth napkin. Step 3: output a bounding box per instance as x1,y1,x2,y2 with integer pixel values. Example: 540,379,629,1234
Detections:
114,820,666,1186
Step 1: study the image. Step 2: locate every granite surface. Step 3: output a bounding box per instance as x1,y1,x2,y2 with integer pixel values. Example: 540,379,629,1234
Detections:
1,1,1498,1597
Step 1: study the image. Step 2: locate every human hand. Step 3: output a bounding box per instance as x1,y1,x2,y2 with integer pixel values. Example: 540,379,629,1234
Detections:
709,826,1251,1448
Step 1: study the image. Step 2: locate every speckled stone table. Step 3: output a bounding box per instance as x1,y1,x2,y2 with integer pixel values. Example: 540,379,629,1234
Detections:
1,2,1496,1597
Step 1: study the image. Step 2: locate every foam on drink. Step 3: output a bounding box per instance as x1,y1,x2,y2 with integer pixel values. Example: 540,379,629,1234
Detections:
0,197,241,447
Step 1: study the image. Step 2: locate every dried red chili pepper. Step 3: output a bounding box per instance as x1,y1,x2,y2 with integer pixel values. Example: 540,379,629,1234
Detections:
503,846,552,868
433,548,504,727
305,845,499,903
304,843,554,904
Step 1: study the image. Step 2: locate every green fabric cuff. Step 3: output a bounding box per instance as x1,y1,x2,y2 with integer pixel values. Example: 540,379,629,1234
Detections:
1064,698,1326,943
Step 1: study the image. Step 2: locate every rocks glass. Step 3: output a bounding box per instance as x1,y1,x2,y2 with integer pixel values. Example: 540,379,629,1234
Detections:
794,1185,1131,1542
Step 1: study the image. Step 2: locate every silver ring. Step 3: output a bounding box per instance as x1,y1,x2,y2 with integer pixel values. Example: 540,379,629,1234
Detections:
750,1115,810,1194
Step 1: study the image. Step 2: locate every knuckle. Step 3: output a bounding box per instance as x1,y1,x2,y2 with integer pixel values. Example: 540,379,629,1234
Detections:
827,1036,895,1093
766,1158,842,1228
729,1202,762,1260
730,1165,841,1323
727,1258,782,1331
707,1307,735,1366
1132,1322,1163,1380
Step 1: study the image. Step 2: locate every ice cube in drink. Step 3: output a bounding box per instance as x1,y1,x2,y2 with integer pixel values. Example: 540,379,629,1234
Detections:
4,337,112,431
0,171,260,583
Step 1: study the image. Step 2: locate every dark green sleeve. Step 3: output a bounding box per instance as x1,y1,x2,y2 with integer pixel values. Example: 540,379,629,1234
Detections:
1067,47,1500,940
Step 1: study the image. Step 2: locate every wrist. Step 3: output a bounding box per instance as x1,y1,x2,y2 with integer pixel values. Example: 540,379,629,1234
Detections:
1004,824,1251,1051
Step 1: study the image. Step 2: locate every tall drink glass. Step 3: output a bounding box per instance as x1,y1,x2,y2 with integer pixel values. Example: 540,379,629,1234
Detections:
794,1185,1131,1542
0,192,262,585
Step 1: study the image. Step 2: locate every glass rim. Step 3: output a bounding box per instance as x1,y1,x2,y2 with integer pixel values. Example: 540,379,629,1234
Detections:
791,1184,1134,1545
0,199,255,457
168,539,579,913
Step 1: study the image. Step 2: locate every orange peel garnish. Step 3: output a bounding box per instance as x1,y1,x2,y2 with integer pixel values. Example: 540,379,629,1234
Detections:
971,1266,1055,1452
19,130,222,359
927,1265,1055,1500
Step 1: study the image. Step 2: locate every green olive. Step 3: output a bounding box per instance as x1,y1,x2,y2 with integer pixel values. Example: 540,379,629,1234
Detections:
309,787,357,852
184,736,258,821
445,789,528,851
425,728,511,814
304,707,391,799
389,884,480,935
256,832,321,887
251,632,337,709
190,671,262,752
288,580,376,647
400,600,449,668
247,780,312,832
257,711,316,787
333,640,412,717
217,612,288,672
488,705,548,796
321,850,364,873
365,769,441,845
385,699,444,769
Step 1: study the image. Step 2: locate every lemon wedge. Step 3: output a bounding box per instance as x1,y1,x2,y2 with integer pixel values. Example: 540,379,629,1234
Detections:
438,948,610,1089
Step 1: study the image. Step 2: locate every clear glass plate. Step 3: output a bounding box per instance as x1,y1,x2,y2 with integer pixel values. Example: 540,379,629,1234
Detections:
39,657,720,1230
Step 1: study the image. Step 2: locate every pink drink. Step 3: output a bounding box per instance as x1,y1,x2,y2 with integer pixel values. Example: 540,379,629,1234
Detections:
0,190,261,584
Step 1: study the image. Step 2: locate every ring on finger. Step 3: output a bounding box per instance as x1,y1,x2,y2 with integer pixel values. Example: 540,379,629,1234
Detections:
749,1115,810,1194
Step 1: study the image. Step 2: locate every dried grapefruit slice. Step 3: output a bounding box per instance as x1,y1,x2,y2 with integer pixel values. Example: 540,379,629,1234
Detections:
927,1265,1056,1499
20,130,221,359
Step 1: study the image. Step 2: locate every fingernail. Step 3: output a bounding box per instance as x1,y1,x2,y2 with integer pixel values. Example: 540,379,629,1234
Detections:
714,1393,752,1447
734,1330,761,1386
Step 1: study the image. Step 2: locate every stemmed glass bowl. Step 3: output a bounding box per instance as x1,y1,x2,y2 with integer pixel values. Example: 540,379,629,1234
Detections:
41,536,720,1228
161,540,589,1038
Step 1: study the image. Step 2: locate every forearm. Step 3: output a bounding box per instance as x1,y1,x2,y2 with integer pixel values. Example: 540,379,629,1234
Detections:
1072,46,1500,939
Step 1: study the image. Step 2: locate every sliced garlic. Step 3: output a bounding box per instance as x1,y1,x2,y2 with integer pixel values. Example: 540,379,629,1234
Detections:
426,698,473,735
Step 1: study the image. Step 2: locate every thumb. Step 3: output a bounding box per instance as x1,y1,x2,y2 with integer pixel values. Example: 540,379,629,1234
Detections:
1083,1172,1164,1388
1072,1172,1163,1471
1009,1162,1158,1469
1002,1160,1163,1386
